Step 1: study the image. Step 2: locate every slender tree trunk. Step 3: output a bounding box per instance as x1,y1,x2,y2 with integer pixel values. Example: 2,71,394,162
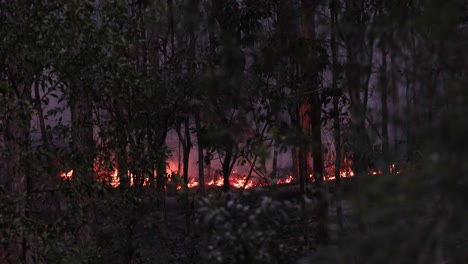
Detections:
175,117,192,233
167,0,175,61
271,140,278,179
5,83,32,264
176,119,192,188
380,9,389,160
183,119,191,187
222,140,233,193
301,0,328,245
195,110,205,195
390,45,399,153
343,0,370,233
277,0,296,184
177,140,182,175
116,132,129,187
33,75,51,149
70,80,95,183
330,0,344,234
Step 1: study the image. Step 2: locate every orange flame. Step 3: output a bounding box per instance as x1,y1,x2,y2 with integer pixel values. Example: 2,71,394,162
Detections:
59,169,73,181
59,161,401,189
276,175,293,184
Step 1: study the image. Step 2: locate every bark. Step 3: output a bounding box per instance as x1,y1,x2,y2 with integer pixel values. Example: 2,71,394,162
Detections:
301,0,328,245
271,141,278,179
222,139,233,193
330,0,344,234
342,0,371,233
176,118,192,188
70,81,95,183
278,0,298,183
3,61,34,262
390,44,399,152
167,0,175,61
5,78,31,194
195,110,205,195
155,126,169,192
380,11,389,160
33,75,51,149
183,119,191,187
116,125,129,187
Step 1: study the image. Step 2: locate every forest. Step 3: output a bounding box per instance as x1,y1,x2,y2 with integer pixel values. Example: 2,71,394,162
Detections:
0,0,467,263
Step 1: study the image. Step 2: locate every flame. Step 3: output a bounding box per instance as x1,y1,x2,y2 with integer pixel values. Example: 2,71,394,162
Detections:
188,178,199,188
390,163,401,174
276,175,293,184
207,177,225,187
59,169,73,181
59,161,402,190
109,170,120,188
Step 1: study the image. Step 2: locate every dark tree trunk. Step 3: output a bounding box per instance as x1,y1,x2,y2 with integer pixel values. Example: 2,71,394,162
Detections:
70,80,95,183
311,91,324,183
301,0,328,245
390,44,399,153
195,111,205,195
343,0,372,233
116,130,129,187
183,120,191,187
271,141,278,179
176,118,192,188
4,82,32,264
380,13,389,160
33,75,51,149
222,140,233,193
330,0,344,234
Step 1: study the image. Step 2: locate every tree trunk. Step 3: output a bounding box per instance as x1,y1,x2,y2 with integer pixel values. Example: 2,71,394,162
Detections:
271,140,278,179
4,90,31,263
343,0,371,233
70,80,95,183
195,111,205,195
222,140,233,193
380,12,389,160
33,75,51,149
390,43,399,153
301,0,328,245
183,119,191,187
116,130,129,187
330,0,344,234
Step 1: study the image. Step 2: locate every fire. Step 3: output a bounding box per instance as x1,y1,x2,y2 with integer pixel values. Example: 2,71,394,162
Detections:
107,170,120,188
59,169,73,181
188,178,199,188
59,161,401,190
276,175,293,184
207,177,224,187
390,163,400,174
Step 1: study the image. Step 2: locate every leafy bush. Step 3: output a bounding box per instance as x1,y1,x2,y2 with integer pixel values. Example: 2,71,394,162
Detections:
195,191,301,264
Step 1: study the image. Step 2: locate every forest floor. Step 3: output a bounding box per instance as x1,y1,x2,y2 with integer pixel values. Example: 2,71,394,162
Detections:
94,179,361,264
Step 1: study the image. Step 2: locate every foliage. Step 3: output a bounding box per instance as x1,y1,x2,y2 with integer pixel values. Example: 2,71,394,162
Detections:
195,192,301,264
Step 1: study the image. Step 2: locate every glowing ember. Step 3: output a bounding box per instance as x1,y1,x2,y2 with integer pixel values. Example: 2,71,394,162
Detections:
390,163,401,174
109,170,120,188
60,169,73,181
276,175,293,184
369,169,382,176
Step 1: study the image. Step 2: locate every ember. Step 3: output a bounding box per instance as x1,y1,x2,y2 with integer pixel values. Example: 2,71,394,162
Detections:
59,161,401,189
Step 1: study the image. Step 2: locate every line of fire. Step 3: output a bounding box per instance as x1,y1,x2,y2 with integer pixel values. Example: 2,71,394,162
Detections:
57,120,402,191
